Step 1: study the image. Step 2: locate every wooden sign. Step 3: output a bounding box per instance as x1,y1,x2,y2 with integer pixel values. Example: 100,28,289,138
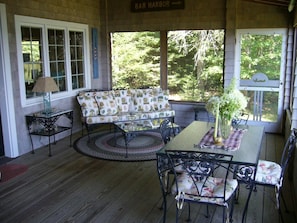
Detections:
131,0,185,12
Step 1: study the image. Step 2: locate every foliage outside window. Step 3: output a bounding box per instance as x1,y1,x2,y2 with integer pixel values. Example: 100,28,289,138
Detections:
240,34,282,80
111,30,224,102
168,30,224,102
111,32,160,89
15,16,89,106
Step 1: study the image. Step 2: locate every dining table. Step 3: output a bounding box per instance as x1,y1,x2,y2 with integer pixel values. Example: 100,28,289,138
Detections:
156,120,265,223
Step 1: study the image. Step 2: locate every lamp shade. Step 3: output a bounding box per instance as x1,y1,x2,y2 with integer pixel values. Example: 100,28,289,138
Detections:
32,77,59,93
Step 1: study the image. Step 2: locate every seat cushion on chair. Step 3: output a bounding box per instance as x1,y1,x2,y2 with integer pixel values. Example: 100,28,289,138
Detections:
172,173,193,193
255,160,281,185
172,173,238,206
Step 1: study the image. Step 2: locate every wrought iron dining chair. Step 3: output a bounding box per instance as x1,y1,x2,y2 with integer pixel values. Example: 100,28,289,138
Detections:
157,119,182,223
167,151,238,223
159,119,172,144
236,128,297,223
159,119,181,144
232,112,249,127
157,153,174,223
255,128,297,222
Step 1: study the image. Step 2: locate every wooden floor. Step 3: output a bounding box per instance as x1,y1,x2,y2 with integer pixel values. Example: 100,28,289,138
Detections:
0,131,296,223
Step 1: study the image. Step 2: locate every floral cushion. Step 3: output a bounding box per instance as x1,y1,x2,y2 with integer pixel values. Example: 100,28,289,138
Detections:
255,160,281,185
133,89,154,112
172,173,238,207
95,94,118,116
152,89,171,111
148,110,175,119
77,93,99,117
85,115,119,124
172,173,193,193
116,112,143,122
113,89,134,113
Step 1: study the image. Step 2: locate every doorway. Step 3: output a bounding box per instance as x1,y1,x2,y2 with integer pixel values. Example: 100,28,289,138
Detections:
235,29,287,133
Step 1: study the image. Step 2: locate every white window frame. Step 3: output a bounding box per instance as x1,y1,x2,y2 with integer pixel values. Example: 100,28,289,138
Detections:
15,15,91,107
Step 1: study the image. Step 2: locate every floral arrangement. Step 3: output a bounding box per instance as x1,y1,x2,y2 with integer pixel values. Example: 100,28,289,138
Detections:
206,78,248,141
206,78,248,121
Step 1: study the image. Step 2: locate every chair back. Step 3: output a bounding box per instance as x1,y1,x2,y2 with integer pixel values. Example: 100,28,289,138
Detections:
159,119,172,144
156,153,174,196
168,151,234,204
279,128,297,185
232,112,249,127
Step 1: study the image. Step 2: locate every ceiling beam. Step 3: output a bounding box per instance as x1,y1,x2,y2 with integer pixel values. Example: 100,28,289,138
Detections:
243,0,290,7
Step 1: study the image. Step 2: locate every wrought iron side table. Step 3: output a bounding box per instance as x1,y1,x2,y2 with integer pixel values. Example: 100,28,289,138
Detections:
25,109,73,156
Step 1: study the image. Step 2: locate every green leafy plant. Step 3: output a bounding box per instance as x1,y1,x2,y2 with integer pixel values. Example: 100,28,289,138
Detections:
206,78,248,121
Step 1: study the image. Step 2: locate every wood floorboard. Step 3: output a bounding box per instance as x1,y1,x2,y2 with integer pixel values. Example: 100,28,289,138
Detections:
0,131,296,223
18,160,109,222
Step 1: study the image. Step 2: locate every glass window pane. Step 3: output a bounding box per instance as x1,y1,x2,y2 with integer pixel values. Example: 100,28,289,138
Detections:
21,26,43,99
58,62,65,75
49,46,56,60
69,31,85,90
57,77,66,91
57,46,64,60
77,61,83,73
50,62,57,75
71,61,77,74
48,29,55,44
48,28,66,92
77,46,83,59
56,30,64,45
77,75,84,88
70,47,76,60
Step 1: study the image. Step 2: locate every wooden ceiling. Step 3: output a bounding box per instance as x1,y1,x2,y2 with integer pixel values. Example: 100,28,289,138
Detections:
244,0,291,7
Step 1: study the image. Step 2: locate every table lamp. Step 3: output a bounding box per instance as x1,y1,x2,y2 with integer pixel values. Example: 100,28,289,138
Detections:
32,77,59,114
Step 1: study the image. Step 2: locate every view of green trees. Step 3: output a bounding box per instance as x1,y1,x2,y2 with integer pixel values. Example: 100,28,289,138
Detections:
240,34,282,80
111,30,224,102
111,32,161,89
167,30,224,101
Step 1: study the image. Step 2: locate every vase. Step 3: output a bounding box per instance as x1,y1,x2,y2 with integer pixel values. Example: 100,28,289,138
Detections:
220,117,232,139
213,115,223,145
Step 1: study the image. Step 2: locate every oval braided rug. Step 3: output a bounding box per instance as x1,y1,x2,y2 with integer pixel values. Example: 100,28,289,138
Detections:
74,131,164,162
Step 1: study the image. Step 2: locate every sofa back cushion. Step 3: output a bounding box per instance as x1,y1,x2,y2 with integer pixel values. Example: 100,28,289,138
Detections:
152,88,171,111
77,92,99,117
113,89,134,113
133,89,154,112
95,91,118,115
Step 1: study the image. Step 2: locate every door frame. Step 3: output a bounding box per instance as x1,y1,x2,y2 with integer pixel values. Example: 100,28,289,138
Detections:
0,4,19,157
235,28,287,133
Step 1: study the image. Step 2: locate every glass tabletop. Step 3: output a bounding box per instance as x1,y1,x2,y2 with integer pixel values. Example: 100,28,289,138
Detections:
162,121,264,166
114,119,156,133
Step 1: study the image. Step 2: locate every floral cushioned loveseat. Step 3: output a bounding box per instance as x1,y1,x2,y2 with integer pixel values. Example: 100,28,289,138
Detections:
77,88,175,132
